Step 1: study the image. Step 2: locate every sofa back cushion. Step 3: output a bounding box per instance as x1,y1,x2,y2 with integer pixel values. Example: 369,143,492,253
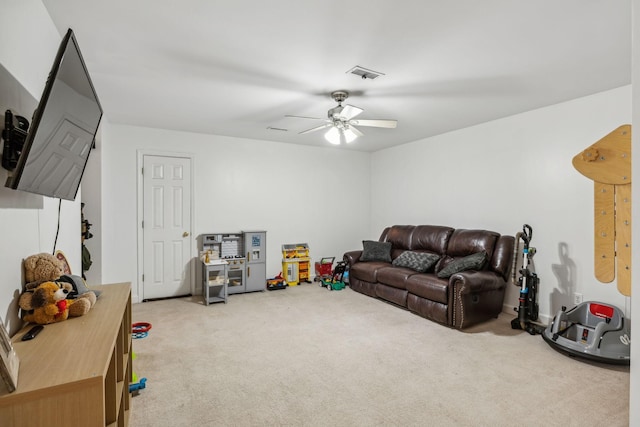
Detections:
410,225,454,254
490,235,515,281
383,225,415,249
446,229,498,257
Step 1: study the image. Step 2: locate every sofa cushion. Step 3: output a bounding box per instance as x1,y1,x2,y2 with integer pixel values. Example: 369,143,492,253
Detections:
405,274,449,304
437,251,487,278
392,251,440,273
376,266,414,289
350,261,390,283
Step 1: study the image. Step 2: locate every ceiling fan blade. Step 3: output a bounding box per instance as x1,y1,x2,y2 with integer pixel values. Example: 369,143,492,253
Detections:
349,119,397,129
299,123,331,134
285,114,325,120
349,125,364,137
339,104,363,120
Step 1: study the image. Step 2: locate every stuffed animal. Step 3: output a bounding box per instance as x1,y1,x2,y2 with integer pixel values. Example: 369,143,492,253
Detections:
24,253,64,284
20,253,97,318
21,281,73,324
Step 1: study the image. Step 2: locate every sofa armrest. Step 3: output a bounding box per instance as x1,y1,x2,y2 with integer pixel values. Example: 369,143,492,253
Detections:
449,270,507,294
343,250,363,267
448,271,508,329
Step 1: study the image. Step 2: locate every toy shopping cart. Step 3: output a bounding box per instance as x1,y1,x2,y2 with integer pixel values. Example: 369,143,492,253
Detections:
314,257,335,282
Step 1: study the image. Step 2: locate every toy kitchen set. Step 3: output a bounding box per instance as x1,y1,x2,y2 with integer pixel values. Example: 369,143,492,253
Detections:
197,231,266,305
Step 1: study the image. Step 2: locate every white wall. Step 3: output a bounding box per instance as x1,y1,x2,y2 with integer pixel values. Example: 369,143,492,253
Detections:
371,86,631,322
0,0,83,336
97,124,371,301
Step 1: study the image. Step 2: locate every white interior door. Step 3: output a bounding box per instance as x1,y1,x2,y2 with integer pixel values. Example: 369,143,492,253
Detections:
142,154,192,300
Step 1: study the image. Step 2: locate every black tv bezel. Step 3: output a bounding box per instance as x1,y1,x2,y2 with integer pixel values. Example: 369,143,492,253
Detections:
7,28,103,200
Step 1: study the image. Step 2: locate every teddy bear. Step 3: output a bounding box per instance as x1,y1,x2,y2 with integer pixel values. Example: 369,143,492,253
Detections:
22,281,73,324
20,252,96,318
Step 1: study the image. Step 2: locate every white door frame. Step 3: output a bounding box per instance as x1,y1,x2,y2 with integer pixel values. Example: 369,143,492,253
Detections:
136,149,195,303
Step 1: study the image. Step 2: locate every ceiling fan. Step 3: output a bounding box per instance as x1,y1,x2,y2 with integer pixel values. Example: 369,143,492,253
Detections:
286,90,398,145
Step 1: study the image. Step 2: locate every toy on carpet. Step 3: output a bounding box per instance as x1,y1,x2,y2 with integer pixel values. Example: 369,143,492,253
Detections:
542,301,630,365
266,272,286,290
319,261,348,291
130,322,151,395
314,257,335,282
19,252,97,319
129,377,147,395
132,322,152,339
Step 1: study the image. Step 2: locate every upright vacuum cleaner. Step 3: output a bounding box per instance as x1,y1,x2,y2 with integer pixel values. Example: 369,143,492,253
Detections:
511,224,544,334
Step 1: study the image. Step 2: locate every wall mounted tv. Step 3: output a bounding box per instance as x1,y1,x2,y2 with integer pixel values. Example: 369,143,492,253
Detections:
3,28,102,201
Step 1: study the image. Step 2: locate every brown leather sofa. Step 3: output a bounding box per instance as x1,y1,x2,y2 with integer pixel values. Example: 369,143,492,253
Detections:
343,225,515,329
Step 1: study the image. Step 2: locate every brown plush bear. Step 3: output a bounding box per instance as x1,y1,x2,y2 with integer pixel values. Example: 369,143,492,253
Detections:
20,253,96,318
21,281,73,324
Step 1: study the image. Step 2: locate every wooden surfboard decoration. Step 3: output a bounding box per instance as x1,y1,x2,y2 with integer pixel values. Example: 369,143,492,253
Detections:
615,183,631,296
572,124,631,296
593,182,615,283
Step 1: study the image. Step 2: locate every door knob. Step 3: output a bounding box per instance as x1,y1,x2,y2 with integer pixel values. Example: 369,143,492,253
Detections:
183,231,189,237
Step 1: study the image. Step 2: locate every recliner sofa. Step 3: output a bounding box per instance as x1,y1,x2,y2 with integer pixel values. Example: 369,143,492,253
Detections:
343,225,515,329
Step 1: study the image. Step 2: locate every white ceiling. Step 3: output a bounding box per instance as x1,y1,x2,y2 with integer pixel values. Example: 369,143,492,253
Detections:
42,0,631,152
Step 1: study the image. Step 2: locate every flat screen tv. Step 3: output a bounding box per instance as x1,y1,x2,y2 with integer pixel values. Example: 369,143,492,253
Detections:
6,28,102,201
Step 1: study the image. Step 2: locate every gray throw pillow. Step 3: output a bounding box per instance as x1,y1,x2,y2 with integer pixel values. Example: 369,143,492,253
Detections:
392,251,440,273
437,251,487,278
360,240,392,263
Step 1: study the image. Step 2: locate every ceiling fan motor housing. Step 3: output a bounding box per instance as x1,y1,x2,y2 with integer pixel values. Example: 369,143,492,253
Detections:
328,91,349,119
328,105,345,119
331,90,349,104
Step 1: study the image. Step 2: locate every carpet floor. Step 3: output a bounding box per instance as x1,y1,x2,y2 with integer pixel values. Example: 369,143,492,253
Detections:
129,284,629,426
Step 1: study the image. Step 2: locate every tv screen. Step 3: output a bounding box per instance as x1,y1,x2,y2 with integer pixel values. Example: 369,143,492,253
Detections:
6,28,102,201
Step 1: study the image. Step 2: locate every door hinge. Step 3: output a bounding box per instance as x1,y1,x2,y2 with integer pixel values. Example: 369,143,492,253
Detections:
142,274,144,282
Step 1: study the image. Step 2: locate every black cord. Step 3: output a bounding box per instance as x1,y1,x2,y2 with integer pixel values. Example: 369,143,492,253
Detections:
52,198,62,254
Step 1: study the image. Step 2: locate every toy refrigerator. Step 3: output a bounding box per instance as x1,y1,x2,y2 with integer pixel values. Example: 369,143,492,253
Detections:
245,231,267,292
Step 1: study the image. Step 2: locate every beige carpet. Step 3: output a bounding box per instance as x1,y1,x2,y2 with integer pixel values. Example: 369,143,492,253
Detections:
129,284,629,427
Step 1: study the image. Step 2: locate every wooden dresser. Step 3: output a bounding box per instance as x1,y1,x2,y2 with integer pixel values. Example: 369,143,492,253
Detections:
0,283,132,427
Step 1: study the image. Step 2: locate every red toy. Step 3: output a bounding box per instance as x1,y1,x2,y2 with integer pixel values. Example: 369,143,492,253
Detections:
314,257,335,281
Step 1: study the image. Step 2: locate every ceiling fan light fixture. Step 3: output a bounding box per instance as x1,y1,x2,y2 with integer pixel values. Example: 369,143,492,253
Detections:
324,127,341,145
343,128,358,143
324,126,358,145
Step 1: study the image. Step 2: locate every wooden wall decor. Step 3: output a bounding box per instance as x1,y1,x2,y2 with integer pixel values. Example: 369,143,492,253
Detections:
572,124,631,296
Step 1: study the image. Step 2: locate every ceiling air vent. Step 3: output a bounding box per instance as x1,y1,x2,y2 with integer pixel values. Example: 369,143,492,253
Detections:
346,66,385,80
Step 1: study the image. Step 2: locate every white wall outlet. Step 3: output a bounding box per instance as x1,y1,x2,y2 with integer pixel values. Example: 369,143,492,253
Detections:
574,293,583,305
